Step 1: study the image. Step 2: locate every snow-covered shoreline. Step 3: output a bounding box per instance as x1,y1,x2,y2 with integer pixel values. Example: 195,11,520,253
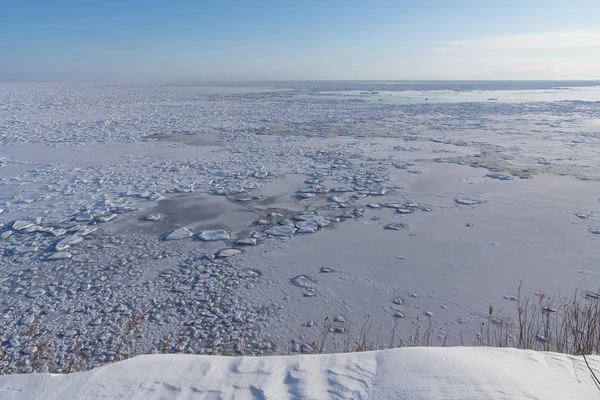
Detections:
1,346,598,399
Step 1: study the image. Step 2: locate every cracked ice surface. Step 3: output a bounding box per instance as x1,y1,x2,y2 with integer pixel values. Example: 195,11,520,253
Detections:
2,82,600,368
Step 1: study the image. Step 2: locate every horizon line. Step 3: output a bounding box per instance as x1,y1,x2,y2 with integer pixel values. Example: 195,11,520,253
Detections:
2,78,600,85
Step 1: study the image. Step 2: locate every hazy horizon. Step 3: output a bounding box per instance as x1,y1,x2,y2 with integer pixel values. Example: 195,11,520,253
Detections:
2,0,600,82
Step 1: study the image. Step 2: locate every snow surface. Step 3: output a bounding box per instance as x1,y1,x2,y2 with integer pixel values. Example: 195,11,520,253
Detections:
1,347,599,399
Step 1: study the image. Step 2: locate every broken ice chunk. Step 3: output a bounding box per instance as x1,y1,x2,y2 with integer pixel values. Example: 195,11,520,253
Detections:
235,238,257,246
296,221,319,233
74,210,94,222
294,214,325,222
216,248,242,258
46,251,72,261
12,219,36,231
55,235,83,251
26,288,46,298
238,268,261,278
486,173,513,181
369,188,388,196
163,228,193,241
455,198,486,205
264,225,297,236
385,223,404,230
291,275,317,289
328,196,347,203
332,186,354,193
97,214,117,223
197,230,230,241
77,226,98,236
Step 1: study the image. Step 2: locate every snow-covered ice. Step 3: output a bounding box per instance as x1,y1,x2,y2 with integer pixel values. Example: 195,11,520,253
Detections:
2,81,600,378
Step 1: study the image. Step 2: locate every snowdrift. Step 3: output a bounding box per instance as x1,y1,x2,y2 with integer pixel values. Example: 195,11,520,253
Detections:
1,347,599,399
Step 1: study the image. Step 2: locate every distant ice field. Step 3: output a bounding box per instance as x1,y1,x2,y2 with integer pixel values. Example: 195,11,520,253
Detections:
296,86,600,104
1,81,600,366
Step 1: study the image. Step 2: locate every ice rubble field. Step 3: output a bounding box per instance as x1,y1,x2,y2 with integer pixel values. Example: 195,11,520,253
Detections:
1,81,600,393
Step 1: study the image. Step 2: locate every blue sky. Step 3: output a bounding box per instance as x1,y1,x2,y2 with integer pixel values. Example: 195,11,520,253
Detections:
1,0,599,82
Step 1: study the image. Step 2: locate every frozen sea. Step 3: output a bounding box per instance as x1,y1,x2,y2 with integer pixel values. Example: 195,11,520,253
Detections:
1,81,600,367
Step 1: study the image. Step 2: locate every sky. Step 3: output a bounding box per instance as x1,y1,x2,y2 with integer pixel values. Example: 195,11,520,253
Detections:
1,0,599,82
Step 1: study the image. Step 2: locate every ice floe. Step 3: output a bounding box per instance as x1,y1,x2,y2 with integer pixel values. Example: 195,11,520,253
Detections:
455,198,487,205
163,228,193,241
55,235,83,251
291,275,317,289
26,288,46,298
217,248,242,258
46,251,72,261
264,225,297,236
12,219,37,231
197,230,230,241
235,238,257,246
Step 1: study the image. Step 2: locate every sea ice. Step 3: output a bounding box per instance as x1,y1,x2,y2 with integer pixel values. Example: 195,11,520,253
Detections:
328,196,347,203
486,173,513,181
46,251,72,261
12,219,36,231
55,235,83,251
238,268,261,278
7,245,39,255
26,288,46,298
455,198,487,205
332,186,354,193
369,188,388,196
384,203,404,208
19,315,35,325
163,228,193,241
291,275,316,289
77,226,98,236
235,238,257,246
51,228,67,236
385,223,404,230
217,248,242,258
264,225,297,236
295,221,319,233
74,210,94,222
293,214,325,222
97,214,117,222
198,230,230,241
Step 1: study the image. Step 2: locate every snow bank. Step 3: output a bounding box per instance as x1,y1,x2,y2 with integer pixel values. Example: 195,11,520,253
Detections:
1,347,598,399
